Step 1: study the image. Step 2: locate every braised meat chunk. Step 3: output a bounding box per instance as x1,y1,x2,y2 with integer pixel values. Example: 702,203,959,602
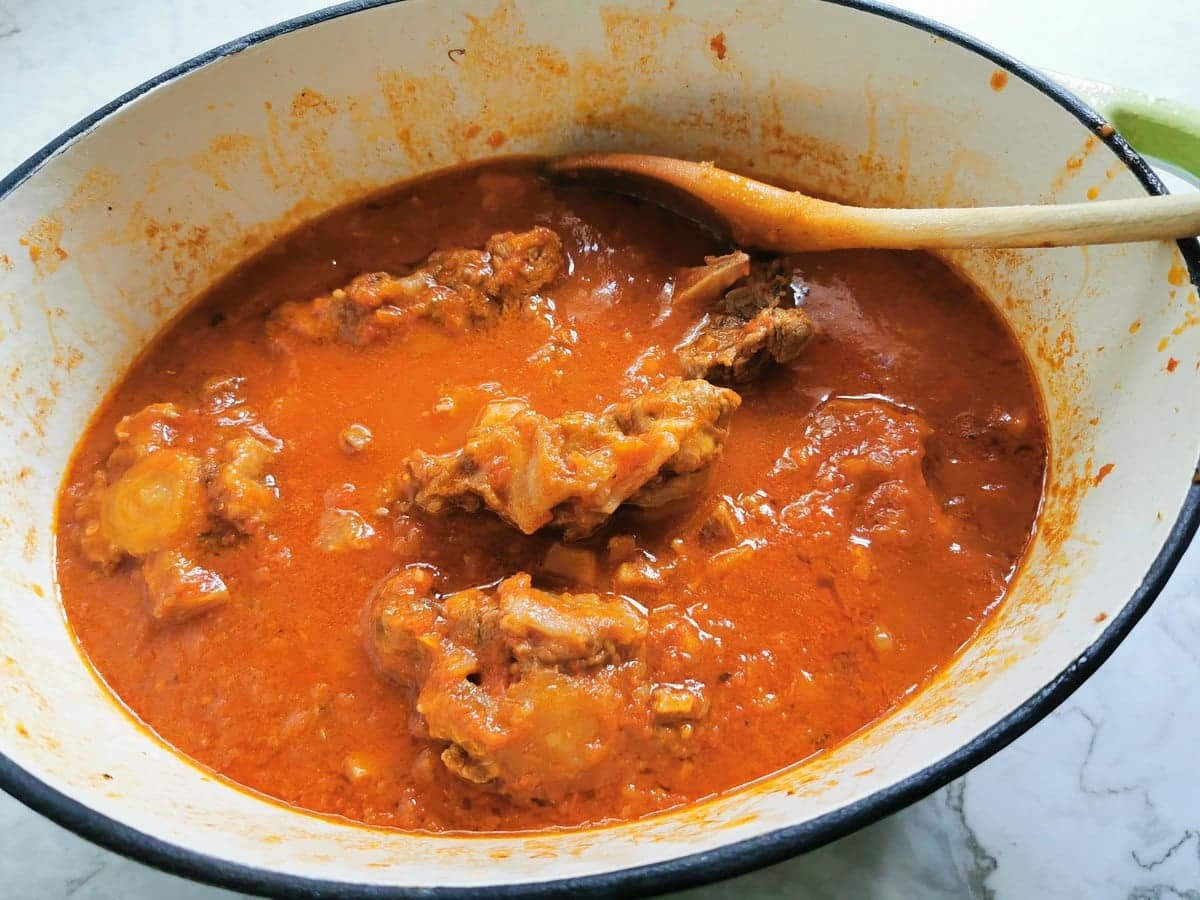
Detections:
721,257,807,317
73,381,280,623
650,681,710,758
85,448,207,563
680,307,814,385
611,376,741,505
368,567,653,799
484,227,566,306
140,550,231,624
400,378,741,539
211,436,279,532
498,574,647,670
269,227,564,346
677,257,814,384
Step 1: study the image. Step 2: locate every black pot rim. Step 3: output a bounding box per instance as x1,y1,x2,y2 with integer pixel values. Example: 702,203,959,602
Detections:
2,1,1198,897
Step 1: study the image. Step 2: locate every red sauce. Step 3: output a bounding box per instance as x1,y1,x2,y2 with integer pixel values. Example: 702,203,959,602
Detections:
710,32,728,61
56,159,1046,831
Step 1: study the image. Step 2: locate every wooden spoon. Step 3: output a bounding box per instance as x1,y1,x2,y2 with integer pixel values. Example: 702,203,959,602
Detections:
550,152,1200,252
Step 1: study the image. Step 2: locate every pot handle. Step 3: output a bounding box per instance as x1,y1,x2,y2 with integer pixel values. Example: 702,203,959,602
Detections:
1046,70,1200,186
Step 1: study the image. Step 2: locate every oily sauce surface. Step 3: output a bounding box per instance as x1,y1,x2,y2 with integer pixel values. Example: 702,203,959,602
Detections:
56,160,1046,831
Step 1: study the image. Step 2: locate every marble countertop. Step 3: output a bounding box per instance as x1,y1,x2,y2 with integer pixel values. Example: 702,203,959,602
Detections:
2,0,1197,897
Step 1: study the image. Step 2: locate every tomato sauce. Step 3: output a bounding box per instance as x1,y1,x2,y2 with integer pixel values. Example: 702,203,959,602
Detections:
55,159,1046,831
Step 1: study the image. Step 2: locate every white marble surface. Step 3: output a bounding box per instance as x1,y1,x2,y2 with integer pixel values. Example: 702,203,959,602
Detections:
1,0,1198,897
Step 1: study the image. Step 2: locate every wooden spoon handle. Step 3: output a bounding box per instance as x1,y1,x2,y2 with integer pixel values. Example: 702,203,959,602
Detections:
552,153,1200,252
836,193,1200,250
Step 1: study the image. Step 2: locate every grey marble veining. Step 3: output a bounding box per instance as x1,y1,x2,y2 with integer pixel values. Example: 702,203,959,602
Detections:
1,0,1198,897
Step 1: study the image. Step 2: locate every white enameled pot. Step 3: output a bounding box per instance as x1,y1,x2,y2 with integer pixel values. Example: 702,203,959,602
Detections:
0,1,1197,896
